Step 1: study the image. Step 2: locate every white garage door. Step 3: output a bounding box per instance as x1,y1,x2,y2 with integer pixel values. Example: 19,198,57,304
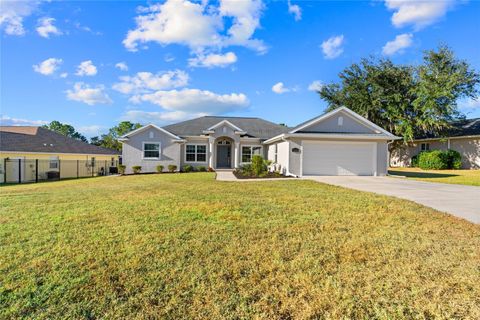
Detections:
302,141,376,176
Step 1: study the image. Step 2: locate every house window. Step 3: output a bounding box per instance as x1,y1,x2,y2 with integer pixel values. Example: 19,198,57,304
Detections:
49,157,59,169
143,142,160,159
421,143,430,151
241,146,262,163
110,157,115,167
185,144,207,162
91,157,96,167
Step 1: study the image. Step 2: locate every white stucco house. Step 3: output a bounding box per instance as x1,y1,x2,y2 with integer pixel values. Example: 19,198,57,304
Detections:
119,107,400,176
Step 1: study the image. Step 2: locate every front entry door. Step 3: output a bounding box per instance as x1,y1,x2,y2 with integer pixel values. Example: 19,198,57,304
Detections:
216,145,231,168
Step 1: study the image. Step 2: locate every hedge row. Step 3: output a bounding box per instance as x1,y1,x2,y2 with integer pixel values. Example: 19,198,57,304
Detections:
412,150,462,170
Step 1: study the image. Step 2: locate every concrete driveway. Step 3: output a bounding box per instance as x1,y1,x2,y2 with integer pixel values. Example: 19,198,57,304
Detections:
305,176,480,224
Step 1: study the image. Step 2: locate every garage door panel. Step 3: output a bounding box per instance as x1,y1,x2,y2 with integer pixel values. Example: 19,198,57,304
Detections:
303,141,375,176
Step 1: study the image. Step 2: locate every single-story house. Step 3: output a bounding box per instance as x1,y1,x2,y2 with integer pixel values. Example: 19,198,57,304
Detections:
0,126,120,183
120,107,400,176
390,118,480,169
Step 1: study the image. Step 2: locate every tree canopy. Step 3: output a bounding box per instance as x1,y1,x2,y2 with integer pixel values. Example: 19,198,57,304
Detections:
317,46,480,143
90,121,142,151
42,121,88,143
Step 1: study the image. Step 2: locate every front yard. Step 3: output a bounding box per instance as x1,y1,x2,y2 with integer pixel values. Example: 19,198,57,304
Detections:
389,167,480,186
1,173,479,318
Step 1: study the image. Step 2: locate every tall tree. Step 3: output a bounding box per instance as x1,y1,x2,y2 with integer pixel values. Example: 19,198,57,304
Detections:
318,46,479,145
42,121,88,143
90,121,142,151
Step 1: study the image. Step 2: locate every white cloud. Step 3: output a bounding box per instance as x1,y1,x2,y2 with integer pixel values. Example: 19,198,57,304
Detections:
0,0,41,36
112,70,189,94
60,72,68,78
382,33,413,55
385,0,455,30
75,60,98,76
321,35,344,59
36,17,61,38
288,1,302,21
308,80,323,92
121,110,200,124
66,82,113,106
123,0,266,55
130,88,249,114
272,82,292,94
77,125,105,137
188,51,237,68
115,62,129,71
459,98,480,110
0,115,48,126
33,58,63,76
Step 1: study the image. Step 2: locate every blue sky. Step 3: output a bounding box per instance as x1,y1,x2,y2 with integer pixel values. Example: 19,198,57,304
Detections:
1,0,479,138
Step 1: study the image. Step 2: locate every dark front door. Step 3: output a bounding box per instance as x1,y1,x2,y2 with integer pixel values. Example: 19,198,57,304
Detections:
216,145,231,168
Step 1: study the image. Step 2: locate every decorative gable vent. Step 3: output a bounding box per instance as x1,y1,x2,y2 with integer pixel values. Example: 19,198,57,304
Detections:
338,116,343,126
149,131,154,138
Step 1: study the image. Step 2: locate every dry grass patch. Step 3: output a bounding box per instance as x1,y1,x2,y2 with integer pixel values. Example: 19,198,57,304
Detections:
1,173,479,319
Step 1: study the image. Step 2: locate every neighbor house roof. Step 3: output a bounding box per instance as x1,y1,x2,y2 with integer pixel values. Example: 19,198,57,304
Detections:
416,118,480,139
0,126,120,155
163,116,291,139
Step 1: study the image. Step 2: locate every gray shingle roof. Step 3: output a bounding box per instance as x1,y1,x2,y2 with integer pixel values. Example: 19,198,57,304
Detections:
0,126,120,155
416,118,480,139
163,116,290,139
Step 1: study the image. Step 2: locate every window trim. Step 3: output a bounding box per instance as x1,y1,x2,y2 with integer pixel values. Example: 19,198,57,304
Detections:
142,141,161,160
184,143,208,163
241,145,263,164
420,143,430,152
49,156,59,169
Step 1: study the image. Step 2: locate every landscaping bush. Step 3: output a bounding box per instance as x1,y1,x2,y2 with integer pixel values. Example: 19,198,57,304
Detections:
156,165,164,173
418,150,448,170
251,155,267,176
239,163,253,176
183,165,193,173
132,166,142,174
416,149,463,170
168,165,177,173
445,149,462,169
117,165,126,175
197,166,206,172
411,154,420,167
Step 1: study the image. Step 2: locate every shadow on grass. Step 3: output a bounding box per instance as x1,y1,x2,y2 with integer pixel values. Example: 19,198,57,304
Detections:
388,170,459,179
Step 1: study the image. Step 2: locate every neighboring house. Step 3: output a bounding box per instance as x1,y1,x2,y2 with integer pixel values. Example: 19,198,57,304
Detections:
0,126,120,183
390,118,480,169
120,107,400,176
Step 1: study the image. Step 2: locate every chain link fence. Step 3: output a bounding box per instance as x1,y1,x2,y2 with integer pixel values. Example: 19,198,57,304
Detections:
0,159,119,184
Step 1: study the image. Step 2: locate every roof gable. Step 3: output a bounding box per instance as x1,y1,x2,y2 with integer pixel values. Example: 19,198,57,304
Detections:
119,124,183,141
205,120,245,133
290,107,395,137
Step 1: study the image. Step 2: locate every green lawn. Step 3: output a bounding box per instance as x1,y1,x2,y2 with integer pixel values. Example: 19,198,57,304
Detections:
1,173,479,319
389,167,480,186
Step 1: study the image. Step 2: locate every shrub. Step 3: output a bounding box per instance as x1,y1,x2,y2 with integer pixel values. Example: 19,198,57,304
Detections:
156,165,164,173
197,166,206,172
418,151,448,170
240,163,253,176
411,154,420,167
132,166,142,174
168,165,177,173
118,165,126,175
445,149,462,169
251,155,267,176
183,165,193,173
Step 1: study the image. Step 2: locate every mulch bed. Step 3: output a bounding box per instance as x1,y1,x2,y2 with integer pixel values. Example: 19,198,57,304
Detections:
233,171,292,179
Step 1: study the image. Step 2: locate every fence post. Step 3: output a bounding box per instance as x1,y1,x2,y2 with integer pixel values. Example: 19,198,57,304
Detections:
58,159,61,180
18,159,21,183
35,159,38,183
3,158,6,183
77,160,79,179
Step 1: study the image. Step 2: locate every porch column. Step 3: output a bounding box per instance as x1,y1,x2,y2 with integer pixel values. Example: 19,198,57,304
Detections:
208,137,215,169
234,142,240,168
